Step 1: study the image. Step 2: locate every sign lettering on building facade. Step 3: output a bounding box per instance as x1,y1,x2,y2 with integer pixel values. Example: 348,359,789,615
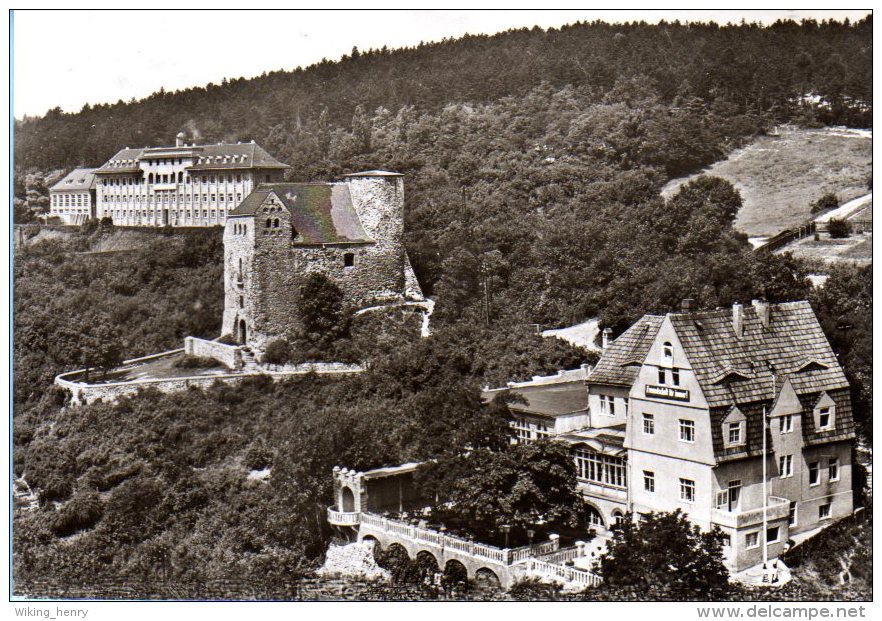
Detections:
645,384,690,402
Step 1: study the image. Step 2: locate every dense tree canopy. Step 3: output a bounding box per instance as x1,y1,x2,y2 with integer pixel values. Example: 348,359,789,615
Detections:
597,510,730,596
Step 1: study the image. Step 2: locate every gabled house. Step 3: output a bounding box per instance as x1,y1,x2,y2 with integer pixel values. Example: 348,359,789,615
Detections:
622,299,855,571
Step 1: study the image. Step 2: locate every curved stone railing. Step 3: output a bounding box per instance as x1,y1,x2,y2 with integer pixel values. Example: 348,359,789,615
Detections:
526,558,602,587
327,507,360,527
359,512,559,566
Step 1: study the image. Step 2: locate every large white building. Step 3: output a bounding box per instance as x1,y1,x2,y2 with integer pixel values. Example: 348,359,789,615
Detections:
92,133,288,227
48,168,97,224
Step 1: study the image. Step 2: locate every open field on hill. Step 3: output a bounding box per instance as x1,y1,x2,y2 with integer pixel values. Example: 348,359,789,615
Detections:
662,127,872,238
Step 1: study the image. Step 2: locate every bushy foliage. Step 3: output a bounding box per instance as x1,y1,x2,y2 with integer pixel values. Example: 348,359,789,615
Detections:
811,192,839,214
262,339,293,365
420,440,580,542
49,490,103,537
173,355,220,369
596,510,730,597
827,218,851,238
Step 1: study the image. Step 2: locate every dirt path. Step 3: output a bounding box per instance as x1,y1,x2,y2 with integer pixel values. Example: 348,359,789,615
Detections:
814,192,872,223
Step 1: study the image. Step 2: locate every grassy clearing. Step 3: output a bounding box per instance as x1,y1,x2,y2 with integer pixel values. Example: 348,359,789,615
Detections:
778,234,873,266
662,127,872,238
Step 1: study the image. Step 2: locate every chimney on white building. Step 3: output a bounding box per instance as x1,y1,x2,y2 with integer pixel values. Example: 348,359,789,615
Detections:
732,302,744,338
752,299,770,328
176,132,185,147
681,298,696,313
601,328,613,351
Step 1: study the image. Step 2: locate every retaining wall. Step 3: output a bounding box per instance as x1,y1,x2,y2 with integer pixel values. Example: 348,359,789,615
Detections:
55,349,364,406
184,336,242,369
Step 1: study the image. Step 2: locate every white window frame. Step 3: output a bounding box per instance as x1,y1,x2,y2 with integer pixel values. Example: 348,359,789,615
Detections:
808,461,820,486
727,422,742,445
643,470,655,493
779,454,793,478
780,414,794,433
767,526,780,544
818,407,832,430
679,477,695,503
818,502,832,520
745,531,759,549
788,501,798,527
679,419,695,443
642,413,655,435
828,457,840,482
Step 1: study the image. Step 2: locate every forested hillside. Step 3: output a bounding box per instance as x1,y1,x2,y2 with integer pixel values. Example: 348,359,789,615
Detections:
13,17,872,599
14,17,872,173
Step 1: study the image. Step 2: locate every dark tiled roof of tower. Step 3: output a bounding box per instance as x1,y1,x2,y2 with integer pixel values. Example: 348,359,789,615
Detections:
588,315,664,387
668,301,848,408
51,168,97,191
230,183,371,244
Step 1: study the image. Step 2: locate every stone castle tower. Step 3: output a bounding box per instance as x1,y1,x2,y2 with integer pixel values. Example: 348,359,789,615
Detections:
221,171,423,352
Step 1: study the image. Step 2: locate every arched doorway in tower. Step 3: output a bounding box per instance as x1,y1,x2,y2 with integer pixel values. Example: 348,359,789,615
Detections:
238,319,247,345
340,487,355,512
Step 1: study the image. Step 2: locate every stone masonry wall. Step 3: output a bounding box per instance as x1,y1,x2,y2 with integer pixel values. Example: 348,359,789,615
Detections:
56,361,364,406
222,216,256,341
184,336,242,369
224,175,416,354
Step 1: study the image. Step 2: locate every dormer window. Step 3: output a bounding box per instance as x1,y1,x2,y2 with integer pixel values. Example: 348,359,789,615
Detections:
663,341,673,361
722,405,746,448
813,392,836,431
727,422,742,445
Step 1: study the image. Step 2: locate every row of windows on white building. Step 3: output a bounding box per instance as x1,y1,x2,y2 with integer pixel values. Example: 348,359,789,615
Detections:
52,193,89,207
101,192,243,205
101,172,249,186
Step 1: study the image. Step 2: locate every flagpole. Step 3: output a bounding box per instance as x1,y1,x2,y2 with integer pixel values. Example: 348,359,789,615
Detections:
762,402,768,570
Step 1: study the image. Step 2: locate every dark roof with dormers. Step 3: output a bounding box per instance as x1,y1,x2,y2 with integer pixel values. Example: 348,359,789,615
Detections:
229,183,371,245
588,316,665,387
668,301,848,408
50,168,97,192
710,388,855,463
94,141,288,174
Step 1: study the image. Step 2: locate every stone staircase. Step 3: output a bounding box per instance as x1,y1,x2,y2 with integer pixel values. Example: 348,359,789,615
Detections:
239,347,260,372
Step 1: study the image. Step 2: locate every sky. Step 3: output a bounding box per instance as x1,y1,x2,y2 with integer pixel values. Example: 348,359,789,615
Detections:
12,8,871,119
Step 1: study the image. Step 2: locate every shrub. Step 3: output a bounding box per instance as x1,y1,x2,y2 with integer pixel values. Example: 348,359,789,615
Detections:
262,339,293,365
216,333,238,345
508,577,563,601
811,192,839,214
49,490,103,537
243,442,274,470
173,354,220,369
827,218,851,238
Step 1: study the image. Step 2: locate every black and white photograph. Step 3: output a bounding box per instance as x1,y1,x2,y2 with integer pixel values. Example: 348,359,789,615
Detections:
7,7,874,614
